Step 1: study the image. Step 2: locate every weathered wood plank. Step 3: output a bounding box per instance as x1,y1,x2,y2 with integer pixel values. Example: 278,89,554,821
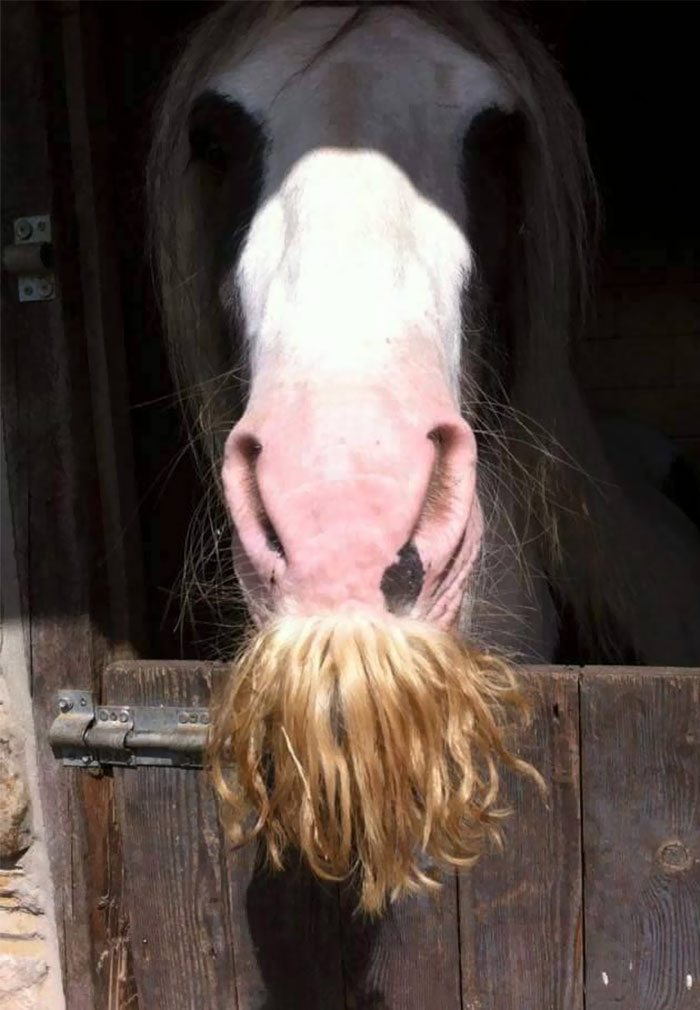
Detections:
459,667,583,1010
581,667,700,1010
107,662,346,1010
108,663,240,1009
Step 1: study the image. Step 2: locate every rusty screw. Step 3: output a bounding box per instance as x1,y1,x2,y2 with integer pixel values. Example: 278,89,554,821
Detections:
58,697,73,713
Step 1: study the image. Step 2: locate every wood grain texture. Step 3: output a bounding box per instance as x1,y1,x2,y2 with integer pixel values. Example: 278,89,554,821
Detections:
459,667,583,1010
108,663,240,1009
581,667,700,1010
107,662,346,1010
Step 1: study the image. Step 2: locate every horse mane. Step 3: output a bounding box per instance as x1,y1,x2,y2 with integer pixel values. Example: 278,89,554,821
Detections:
147,1,660,661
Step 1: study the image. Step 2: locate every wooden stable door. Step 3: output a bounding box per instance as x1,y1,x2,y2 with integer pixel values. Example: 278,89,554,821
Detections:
97,664,698,1010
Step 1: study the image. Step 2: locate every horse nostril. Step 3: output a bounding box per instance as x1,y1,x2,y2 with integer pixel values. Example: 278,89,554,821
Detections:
237,433,263,463
231,434,286,560
263,519,285,559
419,423,463,527
380,540,425,613
222,407,479,620
379,424,471,614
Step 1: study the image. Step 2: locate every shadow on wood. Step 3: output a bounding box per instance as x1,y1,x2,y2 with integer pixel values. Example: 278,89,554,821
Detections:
237,848,345,1010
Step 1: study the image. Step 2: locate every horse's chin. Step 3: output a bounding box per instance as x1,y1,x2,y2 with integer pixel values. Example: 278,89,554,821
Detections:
208,611,541,914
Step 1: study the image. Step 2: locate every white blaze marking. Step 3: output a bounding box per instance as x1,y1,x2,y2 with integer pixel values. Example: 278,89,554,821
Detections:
687,974,693,990
601,972,609,986
211,5,515,395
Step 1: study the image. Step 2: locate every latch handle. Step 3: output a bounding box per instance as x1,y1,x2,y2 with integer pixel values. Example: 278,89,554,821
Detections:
49,690,210,769
2,241,53,275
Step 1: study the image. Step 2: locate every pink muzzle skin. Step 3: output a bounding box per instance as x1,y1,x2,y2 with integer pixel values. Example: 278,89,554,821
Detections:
222,377,483,629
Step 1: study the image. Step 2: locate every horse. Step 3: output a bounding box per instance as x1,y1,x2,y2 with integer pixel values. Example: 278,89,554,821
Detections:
148,1,700,912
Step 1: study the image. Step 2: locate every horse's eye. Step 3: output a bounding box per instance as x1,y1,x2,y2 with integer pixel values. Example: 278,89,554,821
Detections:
186,89,267,272
189,123,229,171
188,91,264,177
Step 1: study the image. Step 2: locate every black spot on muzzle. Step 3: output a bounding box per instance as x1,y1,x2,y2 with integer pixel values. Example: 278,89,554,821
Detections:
380,540,425,614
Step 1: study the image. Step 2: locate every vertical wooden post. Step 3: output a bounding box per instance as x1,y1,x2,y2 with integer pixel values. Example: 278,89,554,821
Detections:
459,667,583,1009
2,2,144,1005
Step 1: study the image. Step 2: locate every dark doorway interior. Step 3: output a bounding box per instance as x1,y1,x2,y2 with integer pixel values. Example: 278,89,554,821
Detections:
80,1,698,658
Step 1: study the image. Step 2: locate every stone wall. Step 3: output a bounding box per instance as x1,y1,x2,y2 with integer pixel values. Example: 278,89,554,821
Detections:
1,439,64,1010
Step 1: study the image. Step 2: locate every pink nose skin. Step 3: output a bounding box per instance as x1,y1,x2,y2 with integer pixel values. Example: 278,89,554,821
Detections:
221,383,483,628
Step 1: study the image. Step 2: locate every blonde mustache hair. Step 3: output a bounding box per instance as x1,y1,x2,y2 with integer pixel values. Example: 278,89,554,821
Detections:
209,613,542,915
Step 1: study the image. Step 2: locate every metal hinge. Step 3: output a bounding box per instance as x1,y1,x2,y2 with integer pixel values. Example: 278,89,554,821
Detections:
49,690,209,770
2,216,56,301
